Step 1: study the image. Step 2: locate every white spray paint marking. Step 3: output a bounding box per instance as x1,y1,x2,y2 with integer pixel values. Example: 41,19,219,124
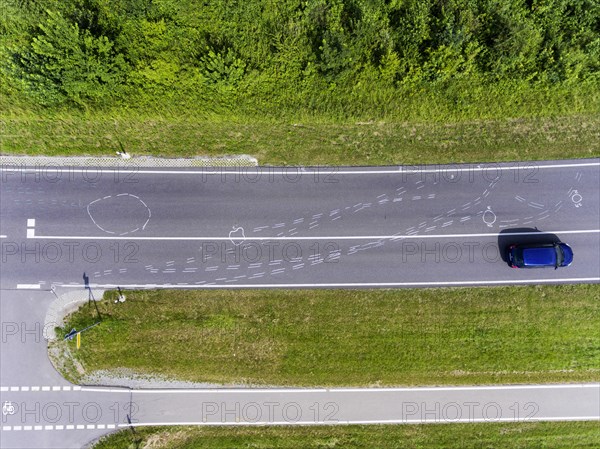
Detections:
87,193,151,235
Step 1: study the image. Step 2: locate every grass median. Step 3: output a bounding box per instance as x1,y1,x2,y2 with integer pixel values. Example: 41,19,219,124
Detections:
94,422,600,449
58,285,600,387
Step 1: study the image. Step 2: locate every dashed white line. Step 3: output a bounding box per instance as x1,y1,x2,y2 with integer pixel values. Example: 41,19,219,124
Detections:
16,284,41,289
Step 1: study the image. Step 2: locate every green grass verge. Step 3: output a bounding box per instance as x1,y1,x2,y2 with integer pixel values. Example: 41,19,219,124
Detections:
2,113,599,165
93,422,600,449
60,285,600,387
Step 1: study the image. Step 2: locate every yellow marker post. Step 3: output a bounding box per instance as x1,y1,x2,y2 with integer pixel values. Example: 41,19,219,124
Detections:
76,332,81,349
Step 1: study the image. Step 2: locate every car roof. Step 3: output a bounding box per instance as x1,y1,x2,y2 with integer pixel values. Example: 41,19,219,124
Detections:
521,246,557,267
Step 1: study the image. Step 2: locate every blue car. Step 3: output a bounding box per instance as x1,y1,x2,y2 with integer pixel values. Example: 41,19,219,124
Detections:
508,242,573,269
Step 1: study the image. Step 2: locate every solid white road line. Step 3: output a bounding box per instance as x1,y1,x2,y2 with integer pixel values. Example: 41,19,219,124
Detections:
1,161,599,176
2,417,596,431
27,229,600,241
80,383,600,394
58,278,600,290
120,416,600,427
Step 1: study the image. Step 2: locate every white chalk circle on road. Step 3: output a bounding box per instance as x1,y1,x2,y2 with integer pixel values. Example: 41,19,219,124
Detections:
87,193,151,235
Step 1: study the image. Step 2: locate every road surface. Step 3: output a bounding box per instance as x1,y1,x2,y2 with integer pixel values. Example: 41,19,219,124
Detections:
1,160,599,290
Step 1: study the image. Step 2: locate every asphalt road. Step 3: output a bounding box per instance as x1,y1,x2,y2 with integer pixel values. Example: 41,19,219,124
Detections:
0,290,126,449
1,159,599,448
1,159,599,289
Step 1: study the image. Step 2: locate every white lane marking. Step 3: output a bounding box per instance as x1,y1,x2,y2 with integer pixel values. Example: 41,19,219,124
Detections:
1,161,598,175
27,229,600,241
59,278,600,290
80,383,600,394
0,235,7,239
5,412,592,429
4,385,74,393
0,423,117,431
26,228,34,238
119,416,599,427
27,219,35,227
16,284,41,289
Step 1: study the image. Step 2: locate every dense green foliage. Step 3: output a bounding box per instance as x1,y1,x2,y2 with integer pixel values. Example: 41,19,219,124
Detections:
2,0,599,119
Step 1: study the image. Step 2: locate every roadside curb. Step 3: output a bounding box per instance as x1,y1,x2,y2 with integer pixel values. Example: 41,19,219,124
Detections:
44,289,105,341
0,154,258,167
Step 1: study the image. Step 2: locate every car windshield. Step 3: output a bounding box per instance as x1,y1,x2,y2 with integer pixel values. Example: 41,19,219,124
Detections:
555,244,564,267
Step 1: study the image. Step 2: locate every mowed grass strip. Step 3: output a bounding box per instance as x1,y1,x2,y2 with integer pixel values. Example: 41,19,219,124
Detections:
61,285,600,386
3,113,599,165
94,422,600,449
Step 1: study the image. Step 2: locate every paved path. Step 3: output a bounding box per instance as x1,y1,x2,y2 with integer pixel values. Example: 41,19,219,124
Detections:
1,160,599,290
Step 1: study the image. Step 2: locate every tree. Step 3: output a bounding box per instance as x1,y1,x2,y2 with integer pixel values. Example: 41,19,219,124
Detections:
9,9,127,106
